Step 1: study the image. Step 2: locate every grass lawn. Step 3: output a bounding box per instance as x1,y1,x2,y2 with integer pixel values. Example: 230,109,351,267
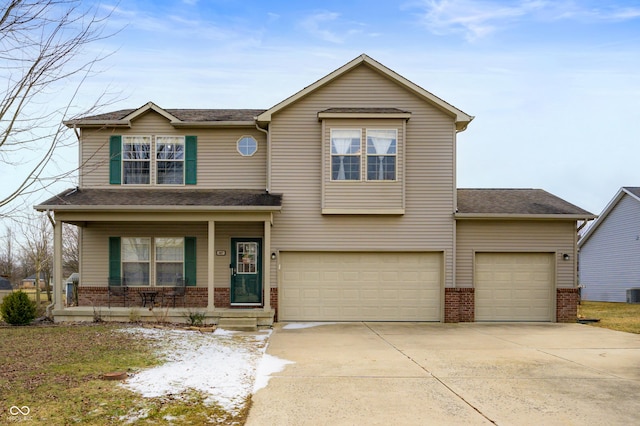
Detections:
0,323,250,425
578,301,640,334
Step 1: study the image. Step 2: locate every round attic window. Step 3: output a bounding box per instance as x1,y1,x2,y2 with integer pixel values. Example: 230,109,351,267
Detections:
237,136,258,156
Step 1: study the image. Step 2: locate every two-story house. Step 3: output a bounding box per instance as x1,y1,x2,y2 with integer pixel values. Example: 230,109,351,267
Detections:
36,54,595,326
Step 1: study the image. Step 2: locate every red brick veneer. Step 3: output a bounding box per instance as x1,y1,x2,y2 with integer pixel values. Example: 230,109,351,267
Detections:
556,288,579,323
444,287,475,323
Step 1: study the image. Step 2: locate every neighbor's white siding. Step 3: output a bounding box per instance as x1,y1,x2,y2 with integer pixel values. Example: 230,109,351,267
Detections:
579,194,640,302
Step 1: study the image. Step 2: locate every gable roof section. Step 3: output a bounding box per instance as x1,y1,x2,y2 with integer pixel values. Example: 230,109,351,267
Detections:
456,189,596,220
578,187,640,246
256,54,474,132
64,102,266,128
35,188,282,212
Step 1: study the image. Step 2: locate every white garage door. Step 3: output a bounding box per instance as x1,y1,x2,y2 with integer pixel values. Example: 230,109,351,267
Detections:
280,252,441,321
475,253,554,321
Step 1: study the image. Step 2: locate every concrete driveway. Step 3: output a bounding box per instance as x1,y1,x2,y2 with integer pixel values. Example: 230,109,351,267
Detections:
247,322,640,425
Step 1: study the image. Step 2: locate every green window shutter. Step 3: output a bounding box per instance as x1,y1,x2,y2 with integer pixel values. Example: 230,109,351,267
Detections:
108,237,121,280
184,237,196,286
185,136,197,185
109,135,122,185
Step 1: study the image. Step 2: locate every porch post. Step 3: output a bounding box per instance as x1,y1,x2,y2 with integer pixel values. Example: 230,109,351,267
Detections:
263,219,271,311
54,219,63,311
207,220,215,311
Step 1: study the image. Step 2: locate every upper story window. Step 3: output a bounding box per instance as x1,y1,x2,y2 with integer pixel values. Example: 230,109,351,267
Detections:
110,135,197,185
122,136,151,184
331,129,361,181
366,130,397,181
237,136,258,156
156,136,185,184
330,129,397,181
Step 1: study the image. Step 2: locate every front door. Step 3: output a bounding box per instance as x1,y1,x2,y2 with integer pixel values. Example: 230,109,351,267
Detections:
230,238,263,306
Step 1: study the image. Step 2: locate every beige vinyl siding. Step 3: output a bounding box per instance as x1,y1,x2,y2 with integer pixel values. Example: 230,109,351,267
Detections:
80,222,208,287
269,63,456,287
456,220,576,289
79,112,266,189
322,119,404,212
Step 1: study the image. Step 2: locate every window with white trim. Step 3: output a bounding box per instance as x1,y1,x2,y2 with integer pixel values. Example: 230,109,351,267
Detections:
366,129,397,180
122,237,150,285
331,129,361,180
155,237,184,286
237,136,258,156
123,136,151,184
156,136,185,184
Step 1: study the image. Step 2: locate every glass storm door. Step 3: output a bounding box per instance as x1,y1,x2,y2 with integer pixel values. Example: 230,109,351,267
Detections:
230,238,263,306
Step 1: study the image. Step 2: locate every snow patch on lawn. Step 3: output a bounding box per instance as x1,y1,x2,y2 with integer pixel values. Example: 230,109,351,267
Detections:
119,326,291,414
282,322,336,330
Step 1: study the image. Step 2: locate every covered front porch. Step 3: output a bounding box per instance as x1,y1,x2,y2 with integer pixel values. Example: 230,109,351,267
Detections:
36,188,282,328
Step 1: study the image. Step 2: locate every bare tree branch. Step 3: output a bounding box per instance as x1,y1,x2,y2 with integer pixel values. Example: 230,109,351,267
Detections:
0,0,120,213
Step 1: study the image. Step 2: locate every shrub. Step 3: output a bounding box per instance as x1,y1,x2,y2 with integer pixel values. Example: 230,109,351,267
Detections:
0,291,37,325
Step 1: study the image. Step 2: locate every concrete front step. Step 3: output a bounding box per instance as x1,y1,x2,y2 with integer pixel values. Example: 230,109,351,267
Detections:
217,317,258,332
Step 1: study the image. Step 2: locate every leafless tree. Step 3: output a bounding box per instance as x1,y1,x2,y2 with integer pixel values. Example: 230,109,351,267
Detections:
18,213,52,301
0,0,117,214
62,222,78,276
0,225,16,284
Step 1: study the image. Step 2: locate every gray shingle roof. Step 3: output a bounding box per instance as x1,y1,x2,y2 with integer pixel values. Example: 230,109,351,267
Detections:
457,189,594,216
70,108,266,123
36,188,282,209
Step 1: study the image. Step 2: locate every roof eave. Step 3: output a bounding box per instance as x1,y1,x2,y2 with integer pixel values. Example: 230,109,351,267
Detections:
64,120,131,128
170,120,257,128
35,205,282,212
455,213,597,220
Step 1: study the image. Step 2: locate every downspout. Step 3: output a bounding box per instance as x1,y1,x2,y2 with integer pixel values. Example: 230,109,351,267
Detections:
45,210,56,319
255,121,270,193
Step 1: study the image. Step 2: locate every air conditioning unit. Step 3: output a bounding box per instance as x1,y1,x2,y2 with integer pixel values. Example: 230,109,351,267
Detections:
626,288,640,303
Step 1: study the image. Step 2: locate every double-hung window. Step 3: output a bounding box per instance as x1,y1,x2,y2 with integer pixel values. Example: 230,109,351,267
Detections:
156,136,185,184
110,135,196,185
122,237,150,285
366,130,397,181
155,238,184,286
331,129,361,181
122,136,151,184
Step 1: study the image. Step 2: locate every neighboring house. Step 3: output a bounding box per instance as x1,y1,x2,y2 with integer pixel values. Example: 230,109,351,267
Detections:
21,272,50,290
0,276,12,290
36,54,595,324
578,187,640,302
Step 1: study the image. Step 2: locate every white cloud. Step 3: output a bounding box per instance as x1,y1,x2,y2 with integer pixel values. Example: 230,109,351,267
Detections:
300,11,345,43
411,0,640,41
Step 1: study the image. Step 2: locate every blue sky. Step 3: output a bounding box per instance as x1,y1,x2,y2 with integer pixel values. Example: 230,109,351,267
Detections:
5,0,640,217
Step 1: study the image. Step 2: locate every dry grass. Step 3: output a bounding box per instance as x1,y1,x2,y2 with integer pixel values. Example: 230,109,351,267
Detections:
578,301,640,334
0,323,250,425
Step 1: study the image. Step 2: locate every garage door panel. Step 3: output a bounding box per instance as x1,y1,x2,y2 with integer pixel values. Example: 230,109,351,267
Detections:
280,252,441,321
475,253,553,321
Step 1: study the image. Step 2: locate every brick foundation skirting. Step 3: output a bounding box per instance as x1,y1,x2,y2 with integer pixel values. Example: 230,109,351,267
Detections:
444,288,474,323
77,286,278,312
556,288,579,323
